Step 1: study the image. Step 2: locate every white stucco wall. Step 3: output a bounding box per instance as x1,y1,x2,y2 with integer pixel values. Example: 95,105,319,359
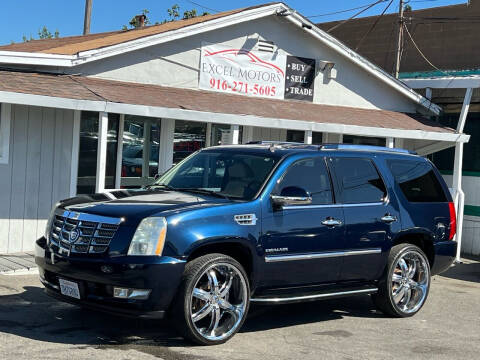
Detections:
71,16,417,113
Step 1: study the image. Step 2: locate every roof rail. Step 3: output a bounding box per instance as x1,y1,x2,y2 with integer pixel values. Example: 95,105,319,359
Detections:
244,142,415,154
320,144,415,154
246,141,304,146
246,141,320,151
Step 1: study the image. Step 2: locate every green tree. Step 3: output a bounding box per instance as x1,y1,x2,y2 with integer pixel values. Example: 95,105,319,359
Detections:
167,4,180,21
122,5,209,30
38,26,60,39
183,9,197,19
22,26,59,42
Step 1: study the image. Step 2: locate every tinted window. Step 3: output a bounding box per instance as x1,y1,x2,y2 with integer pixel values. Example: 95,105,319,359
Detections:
157,151,279,200
388,160,447,202
331,157,387,204
274,158,333,205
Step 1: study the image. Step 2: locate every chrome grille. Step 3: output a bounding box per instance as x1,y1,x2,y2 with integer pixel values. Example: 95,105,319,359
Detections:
49,211,121,255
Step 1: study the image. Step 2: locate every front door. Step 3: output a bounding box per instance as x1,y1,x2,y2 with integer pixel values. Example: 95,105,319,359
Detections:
260,156,345,288
328,156,400,282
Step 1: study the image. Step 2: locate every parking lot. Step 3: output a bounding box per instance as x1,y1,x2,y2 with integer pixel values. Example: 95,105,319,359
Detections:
0,258,479,360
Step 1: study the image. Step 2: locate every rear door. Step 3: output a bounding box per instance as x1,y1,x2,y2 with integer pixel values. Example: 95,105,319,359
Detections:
387,159,452,242
328,156,401,282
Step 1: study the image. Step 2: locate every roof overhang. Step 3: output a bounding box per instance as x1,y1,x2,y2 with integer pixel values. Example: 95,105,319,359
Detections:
402,75,480,89
0,89,468,144
0,3,441,116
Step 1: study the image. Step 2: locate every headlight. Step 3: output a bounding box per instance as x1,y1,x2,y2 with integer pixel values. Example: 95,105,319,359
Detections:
45,203,59,242
128,217,167,256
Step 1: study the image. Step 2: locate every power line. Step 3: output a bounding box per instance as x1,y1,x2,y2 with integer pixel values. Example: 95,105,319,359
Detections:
306,3,382,18
355,0,395,51
327,0,387,33
402,23,450,76
185,0,219,14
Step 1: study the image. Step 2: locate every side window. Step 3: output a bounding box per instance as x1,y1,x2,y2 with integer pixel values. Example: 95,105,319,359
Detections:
388,159,447,203
330,157,387,204
274,158,333,205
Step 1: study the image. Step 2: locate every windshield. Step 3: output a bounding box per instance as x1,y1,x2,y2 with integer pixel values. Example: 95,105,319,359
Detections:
154,151,280,200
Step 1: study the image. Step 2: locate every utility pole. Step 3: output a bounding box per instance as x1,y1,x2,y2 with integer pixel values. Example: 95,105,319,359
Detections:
394,0,404,78
83,0,93,35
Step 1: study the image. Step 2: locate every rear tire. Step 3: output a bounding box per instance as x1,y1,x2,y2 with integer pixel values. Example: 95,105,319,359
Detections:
172,253,250,345
373,243,431,317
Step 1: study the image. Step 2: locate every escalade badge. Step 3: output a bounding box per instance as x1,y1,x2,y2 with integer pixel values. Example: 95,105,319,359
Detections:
265,248,288,253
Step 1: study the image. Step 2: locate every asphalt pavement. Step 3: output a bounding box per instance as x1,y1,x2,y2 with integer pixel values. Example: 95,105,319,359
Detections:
0,258,479,360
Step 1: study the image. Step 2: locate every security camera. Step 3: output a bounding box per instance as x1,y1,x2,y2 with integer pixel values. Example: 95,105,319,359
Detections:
318,60,335,72
317,60,337,79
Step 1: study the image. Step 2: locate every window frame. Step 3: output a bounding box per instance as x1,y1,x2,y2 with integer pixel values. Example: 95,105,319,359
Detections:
328,156,389,205
387,159,448,203
0,103,11,165
273,156,335,206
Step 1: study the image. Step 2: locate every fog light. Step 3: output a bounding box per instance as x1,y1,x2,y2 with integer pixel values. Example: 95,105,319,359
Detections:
113,287,151,300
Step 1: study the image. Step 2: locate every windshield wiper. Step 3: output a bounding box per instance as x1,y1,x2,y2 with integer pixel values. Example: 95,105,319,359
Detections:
144,183,177,191
175,188,231,201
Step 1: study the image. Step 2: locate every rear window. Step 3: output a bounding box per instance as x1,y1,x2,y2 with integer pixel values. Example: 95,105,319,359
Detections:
388,159,447,203
330,157,387,204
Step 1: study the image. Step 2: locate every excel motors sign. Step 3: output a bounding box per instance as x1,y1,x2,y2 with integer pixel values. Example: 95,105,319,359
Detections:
199,44,315,102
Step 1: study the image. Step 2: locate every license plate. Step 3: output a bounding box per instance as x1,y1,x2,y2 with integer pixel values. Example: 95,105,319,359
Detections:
58,278,80,299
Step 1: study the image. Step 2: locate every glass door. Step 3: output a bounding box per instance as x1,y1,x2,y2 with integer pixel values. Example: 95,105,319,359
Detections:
120,115,161,188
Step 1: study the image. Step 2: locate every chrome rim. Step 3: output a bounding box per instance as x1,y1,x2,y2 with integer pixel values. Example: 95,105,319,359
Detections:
391,250,430,314
190,262,248,341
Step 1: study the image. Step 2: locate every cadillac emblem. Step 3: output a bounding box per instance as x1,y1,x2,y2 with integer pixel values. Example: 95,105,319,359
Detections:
69,229,80,243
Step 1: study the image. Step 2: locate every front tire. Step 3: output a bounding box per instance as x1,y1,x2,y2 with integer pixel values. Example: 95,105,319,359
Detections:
172,253,250,345
373,244,431,317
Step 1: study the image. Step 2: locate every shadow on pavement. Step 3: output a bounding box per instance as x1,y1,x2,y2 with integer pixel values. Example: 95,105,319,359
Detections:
0,286,191,358
0,285,383,355
439,257,480,283
243,295,382,333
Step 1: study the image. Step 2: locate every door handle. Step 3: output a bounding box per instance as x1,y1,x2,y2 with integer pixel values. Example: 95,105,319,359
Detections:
381,214,397,223
321,218,342,227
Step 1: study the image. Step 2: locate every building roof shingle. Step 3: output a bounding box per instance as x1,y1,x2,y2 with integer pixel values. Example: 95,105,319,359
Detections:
0,8,245,55
0,70,454,134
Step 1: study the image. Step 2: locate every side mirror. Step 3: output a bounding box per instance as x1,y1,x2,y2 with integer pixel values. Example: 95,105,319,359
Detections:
271,186,312,208
154,173,161,181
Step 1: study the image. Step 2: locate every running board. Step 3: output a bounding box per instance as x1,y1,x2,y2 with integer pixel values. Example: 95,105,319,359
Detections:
250,287,378,304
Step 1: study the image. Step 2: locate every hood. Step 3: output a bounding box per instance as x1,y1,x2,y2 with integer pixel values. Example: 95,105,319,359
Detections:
60,189,228,225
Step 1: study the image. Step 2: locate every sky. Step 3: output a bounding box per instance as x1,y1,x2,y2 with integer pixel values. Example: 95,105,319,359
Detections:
0,0,467,45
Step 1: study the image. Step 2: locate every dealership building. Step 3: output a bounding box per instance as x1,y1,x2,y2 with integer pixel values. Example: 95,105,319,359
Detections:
0,3,469,254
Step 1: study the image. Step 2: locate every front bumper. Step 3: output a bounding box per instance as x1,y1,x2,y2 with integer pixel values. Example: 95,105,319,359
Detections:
431,240,457,275
35,238,185,319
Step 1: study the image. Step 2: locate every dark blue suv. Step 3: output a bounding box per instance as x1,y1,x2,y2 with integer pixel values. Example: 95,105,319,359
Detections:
35,143,457,345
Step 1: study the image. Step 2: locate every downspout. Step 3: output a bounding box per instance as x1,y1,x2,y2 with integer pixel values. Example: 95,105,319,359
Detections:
453,88,472,262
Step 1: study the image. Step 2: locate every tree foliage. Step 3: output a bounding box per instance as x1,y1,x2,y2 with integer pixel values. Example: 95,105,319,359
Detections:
38,26,60,39
123,4,209,30
22,26,60,42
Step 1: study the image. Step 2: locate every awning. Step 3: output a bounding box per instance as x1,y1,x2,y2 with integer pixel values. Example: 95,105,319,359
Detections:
0,70,468,143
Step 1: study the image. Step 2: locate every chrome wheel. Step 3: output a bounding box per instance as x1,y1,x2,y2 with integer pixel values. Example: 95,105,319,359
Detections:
391,250,430,314
190,262,248,342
